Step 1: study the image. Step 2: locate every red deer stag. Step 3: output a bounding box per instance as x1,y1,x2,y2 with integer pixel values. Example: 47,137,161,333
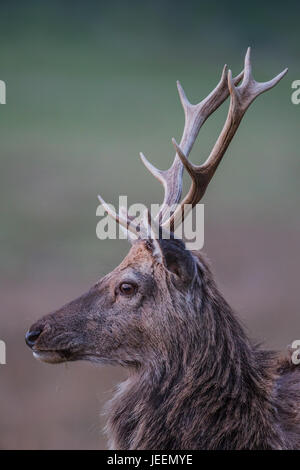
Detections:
26,49,300,450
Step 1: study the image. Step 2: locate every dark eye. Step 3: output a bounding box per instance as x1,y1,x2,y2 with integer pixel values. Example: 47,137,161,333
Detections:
119,282,137,296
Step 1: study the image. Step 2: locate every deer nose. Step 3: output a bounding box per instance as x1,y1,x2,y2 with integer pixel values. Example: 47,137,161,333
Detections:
25,329,42,348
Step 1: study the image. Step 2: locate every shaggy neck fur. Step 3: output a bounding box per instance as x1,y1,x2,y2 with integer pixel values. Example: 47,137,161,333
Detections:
106,252,287,450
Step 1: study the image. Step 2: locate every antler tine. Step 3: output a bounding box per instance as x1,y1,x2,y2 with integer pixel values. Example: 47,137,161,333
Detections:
162,47,288,232
97,195,140,238
240,47,288,102
139,66,244,224
139,152,166,187
177,79,191,117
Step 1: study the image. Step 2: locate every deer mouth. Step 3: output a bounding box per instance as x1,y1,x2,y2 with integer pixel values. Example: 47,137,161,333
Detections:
32,348,73,364
25,327,78,363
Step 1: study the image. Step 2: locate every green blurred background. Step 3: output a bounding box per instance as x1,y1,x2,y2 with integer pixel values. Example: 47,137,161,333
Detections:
0,0,299,449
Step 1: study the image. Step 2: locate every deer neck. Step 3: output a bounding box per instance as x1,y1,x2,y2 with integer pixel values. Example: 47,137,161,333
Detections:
106,280,283,450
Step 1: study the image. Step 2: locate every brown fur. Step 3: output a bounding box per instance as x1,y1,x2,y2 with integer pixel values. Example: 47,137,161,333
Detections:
26,238,300,449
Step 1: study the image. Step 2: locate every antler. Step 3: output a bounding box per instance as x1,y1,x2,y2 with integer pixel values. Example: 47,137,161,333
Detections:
161,47,287,232
98,48,287,238
140,65,243,224
99,59,243,236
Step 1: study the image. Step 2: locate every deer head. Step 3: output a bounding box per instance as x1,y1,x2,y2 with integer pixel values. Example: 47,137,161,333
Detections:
25,49,287,372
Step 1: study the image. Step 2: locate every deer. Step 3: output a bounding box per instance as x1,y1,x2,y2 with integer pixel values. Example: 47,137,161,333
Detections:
25,48,300,450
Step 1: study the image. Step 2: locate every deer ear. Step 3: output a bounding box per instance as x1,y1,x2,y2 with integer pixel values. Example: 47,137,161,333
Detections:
162,251,181,277
141,210,195,281
157,239,196,283
145,238,195,282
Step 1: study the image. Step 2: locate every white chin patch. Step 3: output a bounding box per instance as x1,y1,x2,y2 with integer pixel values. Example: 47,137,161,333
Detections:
33,350,64,364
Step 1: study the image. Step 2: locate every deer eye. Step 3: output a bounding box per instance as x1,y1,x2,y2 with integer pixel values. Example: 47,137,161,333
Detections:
119,282,137,296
